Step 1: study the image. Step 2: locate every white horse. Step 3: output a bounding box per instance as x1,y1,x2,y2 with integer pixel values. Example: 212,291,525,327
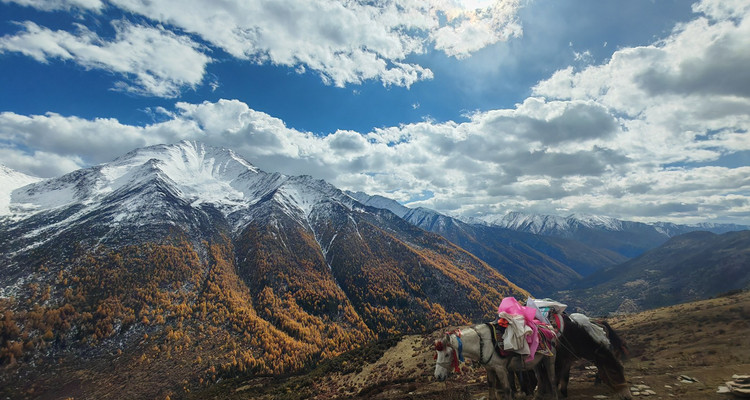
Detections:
434,323,558,400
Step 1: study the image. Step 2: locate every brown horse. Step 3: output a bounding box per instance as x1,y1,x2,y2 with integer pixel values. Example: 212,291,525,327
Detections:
555,313,632,399
434,323,558,400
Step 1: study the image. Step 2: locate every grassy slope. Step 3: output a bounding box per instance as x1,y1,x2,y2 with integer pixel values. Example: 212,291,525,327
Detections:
197,290,750,399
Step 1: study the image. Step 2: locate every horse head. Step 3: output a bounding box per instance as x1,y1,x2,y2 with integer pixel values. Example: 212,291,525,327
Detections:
433,334,458,382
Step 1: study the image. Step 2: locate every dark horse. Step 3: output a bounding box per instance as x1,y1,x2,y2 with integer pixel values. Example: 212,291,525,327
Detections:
555,313,632,399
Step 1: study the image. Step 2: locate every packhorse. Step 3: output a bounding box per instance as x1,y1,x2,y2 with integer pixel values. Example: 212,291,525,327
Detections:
555,313,632,399
433,322,558,400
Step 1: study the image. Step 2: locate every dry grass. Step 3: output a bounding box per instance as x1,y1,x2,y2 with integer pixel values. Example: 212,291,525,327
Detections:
202,290,750,399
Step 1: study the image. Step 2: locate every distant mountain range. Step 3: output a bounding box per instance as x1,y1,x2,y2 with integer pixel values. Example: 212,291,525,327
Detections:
552,230,750,316
347,191,626,293
347,191,750,292
471,211,750,258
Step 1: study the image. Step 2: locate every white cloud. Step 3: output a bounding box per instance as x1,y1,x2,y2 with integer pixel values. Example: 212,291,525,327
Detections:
106,0,482,87
1,0,103,12
2,92,749,223
0,146,85,177
4,0,525,91
431,0,523,58
0,20,212,97
692,0,750,20
533,0,750,167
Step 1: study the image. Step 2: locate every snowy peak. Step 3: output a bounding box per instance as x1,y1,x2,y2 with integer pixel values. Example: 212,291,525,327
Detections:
104,140,263,208
3,141,364,235
271,175,354,221
6,141,268,218
345,191,410,218
567,213,624,230
109,140,259,185
474,211,626,234
0,165,43,216
477,211,572,234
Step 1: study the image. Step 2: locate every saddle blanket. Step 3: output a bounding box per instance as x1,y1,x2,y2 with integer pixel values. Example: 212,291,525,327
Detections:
488,320,556,359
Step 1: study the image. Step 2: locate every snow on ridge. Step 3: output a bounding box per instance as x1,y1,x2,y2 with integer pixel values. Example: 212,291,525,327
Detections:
475,211,568,234
0,165,44,216
567,213,623,230
104,140,261,199
7,141,270,219
471,211,628,234
274,176,353,221
3,141,364,231
346,191,410,218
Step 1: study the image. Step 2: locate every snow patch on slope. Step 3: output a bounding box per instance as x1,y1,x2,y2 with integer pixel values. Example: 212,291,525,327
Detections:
346,191,410,218
5,141,267,220
0,165,44,216
474,211,627,234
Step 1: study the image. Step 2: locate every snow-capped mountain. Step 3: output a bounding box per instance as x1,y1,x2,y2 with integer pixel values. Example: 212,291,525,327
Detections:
1,140,525,346
473,211,626,234
349,192,750,268
346,191,465,233
345,192,630,292
466,211,750,258
4,141,352,228
0,141,364,261
346,191,411,218
474,211,749,237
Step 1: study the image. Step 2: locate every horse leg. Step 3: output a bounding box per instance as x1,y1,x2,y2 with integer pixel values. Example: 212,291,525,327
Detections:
489,365,514,400
612,383,633,400
487,367,500,400
555,355,572,398
534,356,558,400
521,370,537,396
508,370,518,394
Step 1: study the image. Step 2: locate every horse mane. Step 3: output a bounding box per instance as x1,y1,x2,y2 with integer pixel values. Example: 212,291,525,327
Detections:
596,319,630,362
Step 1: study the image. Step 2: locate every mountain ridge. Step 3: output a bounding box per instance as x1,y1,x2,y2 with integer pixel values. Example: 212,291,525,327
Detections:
552,229,750,316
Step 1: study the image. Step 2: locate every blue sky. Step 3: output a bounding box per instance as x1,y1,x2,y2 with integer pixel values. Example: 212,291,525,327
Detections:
1,0,749,224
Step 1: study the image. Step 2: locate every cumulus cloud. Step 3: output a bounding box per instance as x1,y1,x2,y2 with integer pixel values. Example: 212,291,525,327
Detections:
3,0,524,92
521,0,750,222
0,146,84,178
431,0,523,58
1,0,103,12
0,20,211,97
0,97,634,208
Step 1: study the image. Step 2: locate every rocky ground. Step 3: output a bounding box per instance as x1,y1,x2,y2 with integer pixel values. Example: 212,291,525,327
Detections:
198,289,750,399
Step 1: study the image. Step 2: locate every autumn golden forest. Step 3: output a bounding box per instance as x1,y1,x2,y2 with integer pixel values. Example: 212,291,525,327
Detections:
0,202,527,399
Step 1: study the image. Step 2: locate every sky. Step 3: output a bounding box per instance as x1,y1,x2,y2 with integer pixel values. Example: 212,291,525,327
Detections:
1,0,749,225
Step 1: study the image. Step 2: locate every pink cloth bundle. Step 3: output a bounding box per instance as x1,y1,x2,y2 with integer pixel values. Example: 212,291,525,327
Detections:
498,297,540,361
